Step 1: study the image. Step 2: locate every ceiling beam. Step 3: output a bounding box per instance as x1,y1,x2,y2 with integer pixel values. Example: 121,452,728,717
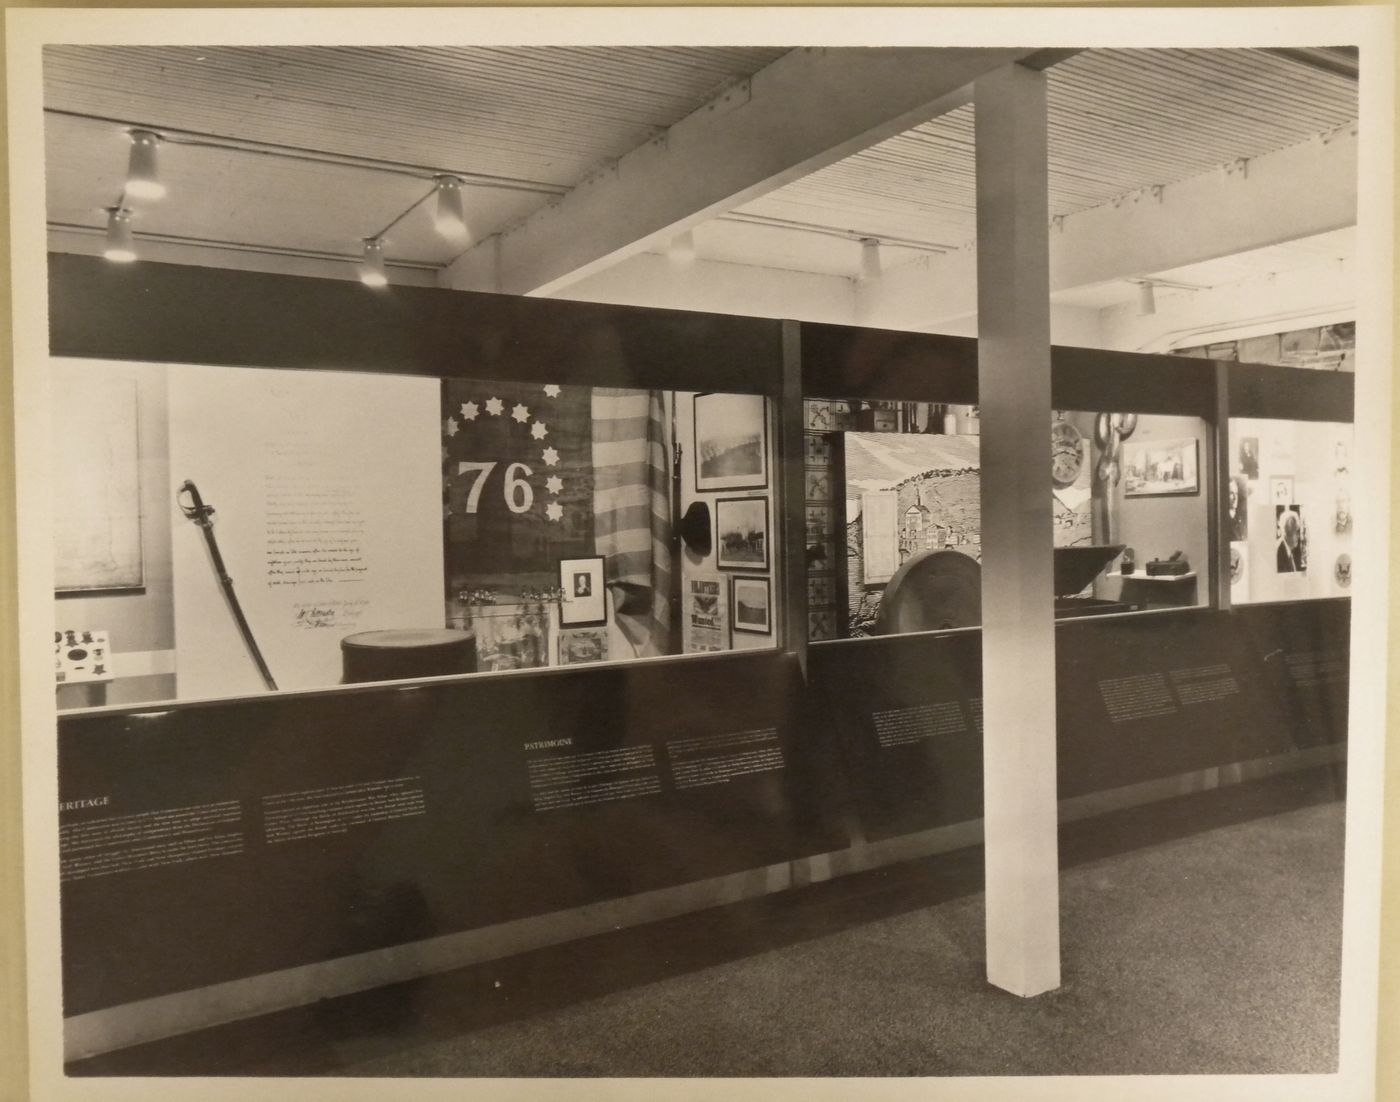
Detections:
439,46,1043,297
863,125,1358,330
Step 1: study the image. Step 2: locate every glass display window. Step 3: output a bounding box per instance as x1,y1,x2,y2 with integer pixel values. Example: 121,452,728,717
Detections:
50,357,781,710
1226,417,1354,604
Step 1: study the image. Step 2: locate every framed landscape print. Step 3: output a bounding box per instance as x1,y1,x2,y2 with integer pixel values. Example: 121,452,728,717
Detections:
694,392,767,492
715,496,770,571
730,575,772,635
558,555,606,626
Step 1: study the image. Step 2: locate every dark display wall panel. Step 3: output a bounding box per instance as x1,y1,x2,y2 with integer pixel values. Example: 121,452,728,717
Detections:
808,631,984,842
58,651,843,1015
47,253,785,395
809,601,1349,841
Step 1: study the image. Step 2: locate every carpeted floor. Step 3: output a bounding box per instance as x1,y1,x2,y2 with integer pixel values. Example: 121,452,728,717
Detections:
69,769,1345,1078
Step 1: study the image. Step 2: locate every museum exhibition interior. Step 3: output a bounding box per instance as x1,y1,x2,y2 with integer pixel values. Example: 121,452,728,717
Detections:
12,27,1383,1085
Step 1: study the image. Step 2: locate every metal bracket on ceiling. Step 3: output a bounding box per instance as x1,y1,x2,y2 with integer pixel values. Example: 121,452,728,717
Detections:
1051,214,1065,234
1224,158,1250,180
703,77,753,119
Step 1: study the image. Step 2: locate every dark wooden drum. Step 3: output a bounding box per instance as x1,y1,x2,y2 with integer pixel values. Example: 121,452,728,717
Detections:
340,629,477,684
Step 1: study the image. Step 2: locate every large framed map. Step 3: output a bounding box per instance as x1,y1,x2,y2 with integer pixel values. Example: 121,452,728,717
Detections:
51,367,143,592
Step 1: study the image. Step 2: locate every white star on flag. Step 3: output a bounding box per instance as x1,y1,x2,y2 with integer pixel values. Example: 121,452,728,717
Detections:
545,501,564,522
444,416,458,437
485,397,504,416
543,385,561,398
542,447,560,467
512,403,530,423
460,401,479,421
530,421,548,440
546,476,563,495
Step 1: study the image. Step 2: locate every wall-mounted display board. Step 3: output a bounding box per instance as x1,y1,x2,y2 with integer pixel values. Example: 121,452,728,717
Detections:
167,364,446,697
807,631,984,842
808,598,1344,842
1052,609,1297,799
1232,599,1349,750
57,650,844,1015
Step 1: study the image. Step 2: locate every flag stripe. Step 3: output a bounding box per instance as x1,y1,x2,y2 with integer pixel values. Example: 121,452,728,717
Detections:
592,388,672,656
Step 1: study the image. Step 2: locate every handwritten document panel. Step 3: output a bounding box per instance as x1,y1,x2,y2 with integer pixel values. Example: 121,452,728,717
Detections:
169,365,444,697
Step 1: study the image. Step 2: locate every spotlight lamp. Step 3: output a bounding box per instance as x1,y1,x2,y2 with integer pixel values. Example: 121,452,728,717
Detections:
124,129,166,201
103,207,137,263
859,238,882,282
359,238,389,288
1136,280,1157,317
432,175,469,241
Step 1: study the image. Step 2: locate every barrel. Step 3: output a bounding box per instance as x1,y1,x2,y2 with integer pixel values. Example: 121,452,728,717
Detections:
340,629,477,684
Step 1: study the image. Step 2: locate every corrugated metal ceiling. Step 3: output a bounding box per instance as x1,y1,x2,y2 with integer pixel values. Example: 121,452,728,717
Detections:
42,44,1357,282
43,45,790,186
740,48,1357,249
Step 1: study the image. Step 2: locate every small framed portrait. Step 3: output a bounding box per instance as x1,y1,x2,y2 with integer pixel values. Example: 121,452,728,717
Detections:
1238,435,1260,480
694,392,768,492
1270,476,1294,506
558,556,606,627
715,496,770,571
730,575,772,635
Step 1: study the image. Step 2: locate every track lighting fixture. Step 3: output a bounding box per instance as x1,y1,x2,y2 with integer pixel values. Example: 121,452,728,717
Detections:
103,207,136,263
859,238,882,282
124,129,166,201
432,175,469,241
667,230,697,267
359,238,389,288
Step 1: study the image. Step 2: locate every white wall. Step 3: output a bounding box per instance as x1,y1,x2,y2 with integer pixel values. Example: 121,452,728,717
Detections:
1097,256,1355,355
558,252,857,325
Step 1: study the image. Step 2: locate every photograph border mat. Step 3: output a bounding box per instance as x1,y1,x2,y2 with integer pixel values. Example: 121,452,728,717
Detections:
2,5,1397,1102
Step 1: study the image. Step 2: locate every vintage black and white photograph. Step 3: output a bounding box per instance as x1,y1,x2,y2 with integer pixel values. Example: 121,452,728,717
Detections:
730,575,772,635
1238,434,1260,479
2,7,1394,1102
1228,474,1250,540
715,495,770,570
558,555,606,626
693,391,768,492
1121,436,1199,496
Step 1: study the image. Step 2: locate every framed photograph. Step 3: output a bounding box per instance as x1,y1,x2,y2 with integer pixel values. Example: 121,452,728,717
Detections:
694,392,767,491
730,575,772,635
1122,437,1199,497
558,556,606,627
715,496,770,571
1237,435,1259,479
558,627,609,666
1271,476,1295,506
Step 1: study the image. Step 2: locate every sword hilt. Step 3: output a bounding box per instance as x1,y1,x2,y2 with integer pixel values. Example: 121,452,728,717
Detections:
177,480,216,528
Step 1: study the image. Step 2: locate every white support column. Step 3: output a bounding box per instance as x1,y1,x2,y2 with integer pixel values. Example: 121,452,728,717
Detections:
974,63,1061,998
